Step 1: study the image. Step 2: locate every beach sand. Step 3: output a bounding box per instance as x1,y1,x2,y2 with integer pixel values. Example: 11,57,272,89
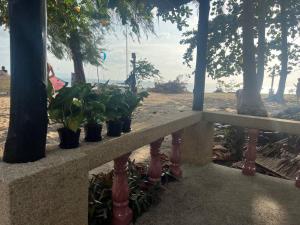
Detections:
0,92,298,169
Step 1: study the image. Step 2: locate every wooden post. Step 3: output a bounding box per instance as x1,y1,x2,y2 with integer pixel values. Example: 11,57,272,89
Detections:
242,129,259,176
112,153,133,225
170,131,183,177
4,0,48,163
148,138,164,183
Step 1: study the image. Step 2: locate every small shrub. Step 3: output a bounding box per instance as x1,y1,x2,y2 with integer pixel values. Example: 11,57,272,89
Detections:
150,77,187,94
88,159,178,225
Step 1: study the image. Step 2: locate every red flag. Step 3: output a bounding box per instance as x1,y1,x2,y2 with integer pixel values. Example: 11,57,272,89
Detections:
49,75,67,91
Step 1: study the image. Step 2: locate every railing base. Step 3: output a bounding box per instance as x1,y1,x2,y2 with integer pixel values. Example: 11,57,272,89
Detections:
170,131,183,177
296,174,300,188
148,138,164,183
112,153,133,225
242,161,256,176
242,129,259,176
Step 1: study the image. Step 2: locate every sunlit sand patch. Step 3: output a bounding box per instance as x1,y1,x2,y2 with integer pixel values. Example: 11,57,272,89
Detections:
251,195,287,225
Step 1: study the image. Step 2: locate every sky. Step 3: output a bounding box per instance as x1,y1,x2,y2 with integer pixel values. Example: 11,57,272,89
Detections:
0,5,299,93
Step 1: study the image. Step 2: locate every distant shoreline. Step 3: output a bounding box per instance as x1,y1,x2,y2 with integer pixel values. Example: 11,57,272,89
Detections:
0,74,297,95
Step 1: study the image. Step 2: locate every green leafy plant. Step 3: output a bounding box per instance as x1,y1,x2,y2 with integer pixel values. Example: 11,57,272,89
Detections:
89,172,113,225
127,160,162,223
48,84,84,132
135,59,161,82
102,86,128,121
123,90,149,117
88,160,165,225
80,83,107,125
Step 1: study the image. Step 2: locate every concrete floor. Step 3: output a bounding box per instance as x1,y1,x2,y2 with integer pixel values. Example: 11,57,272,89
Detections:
136,164,300,225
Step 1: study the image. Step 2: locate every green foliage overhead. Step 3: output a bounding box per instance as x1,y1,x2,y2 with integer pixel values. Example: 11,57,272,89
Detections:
47,0,106,65
180,0,300,80
266,0,300,75
0,0,8,27
47,0,194,67
180,0,242,79
157,4,193,31
181,0,243,79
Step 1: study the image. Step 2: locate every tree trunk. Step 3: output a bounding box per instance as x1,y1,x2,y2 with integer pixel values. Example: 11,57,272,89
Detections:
193,0,210,111
69,31,86,84
257,0,266,92
4,0,47,163
238,0,267,117
275,0,288,102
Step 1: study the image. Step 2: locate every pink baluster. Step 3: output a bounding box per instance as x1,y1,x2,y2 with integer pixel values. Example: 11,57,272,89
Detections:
296,171,300,188
112,153,133,225
242,128,259,176
148,138,164,183
170,130,183,177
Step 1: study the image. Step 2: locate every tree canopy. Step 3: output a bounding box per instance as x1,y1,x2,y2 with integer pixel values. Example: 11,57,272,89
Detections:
134,58,161,81
47,0,193,83
181,0,300,94
0,0,8,27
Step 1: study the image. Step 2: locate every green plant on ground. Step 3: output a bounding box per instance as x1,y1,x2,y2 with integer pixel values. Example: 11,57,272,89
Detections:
88,159,177,225
224,126,245,161
48,84,84,132
88,172,113,225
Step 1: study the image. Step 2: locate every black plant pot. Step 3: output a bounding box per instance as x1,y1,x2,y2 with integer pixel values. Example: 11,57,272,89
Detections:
121,116,132,133
58,128,81,149
84,123,102,142
106,120,123,137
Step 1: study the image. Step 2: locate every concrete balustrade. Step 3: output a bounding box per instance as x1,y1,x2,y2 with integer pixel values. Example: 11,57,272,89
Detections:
0,150,89,225
170,131,183,177
202,111,300,187
148,138,164,183
242,129,259,176
1,110,300,225
0,111,202,225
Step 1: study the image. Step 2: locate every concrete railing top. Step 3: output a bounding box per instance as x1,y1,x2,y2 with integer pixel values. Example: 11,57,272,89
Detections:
202,111,300,136
2,110,300,183
0,110,202,183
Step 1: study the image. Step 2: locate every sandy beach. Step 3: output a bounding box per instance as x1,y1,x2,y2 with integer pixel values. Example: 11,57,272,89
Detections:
0,92,298,158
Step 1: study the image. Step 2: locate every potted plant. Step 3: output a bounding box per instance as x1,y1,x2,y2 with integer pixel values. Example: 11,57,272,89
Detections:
122,90,149,133
104,86,128,137
48,85,84,149
81,84,107,142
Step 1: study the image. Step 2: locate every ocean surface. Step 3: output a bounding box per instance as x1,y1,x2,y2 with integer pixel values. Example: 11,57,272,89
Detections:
57,73,296,94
